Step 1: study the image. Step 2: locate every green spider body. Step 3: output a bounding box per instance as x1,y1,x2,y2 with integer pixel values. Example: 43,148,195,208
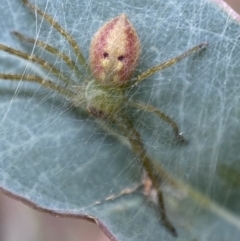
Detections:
85,80,125,118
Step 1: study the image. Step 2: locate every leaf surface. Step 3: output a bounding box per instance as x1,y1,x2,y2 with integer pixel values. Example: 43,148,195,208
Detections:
0,0,240,240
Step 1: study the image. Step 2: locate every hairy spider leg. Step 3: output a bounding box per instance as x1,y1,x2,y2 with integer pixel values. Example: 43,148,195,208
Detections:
12,31,83,79
115,115,178,237
0,74,75,97
0,73,89,114
134,43,207,84
0,44,75,86
22,0,87,68
129,101,186,142
126,43,207,142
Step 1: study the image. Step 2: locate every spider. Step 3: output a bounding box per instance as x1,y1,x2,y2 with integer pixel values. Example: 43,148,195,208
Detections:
0,0,207,237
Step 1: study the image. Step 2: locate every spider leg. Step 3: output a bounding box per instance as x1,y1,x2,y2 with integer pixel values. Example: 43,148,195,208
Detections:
156,185,178,237
129,101,186,143
12,31,83,79
0,44,75,86
0,74,75,98
22,0,87,68
133,43,207,85
115,115,177,237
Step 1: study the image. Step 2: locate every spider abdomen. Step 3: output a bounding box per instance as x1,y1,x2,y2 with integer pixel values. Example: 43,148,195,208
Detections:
90,14,140,86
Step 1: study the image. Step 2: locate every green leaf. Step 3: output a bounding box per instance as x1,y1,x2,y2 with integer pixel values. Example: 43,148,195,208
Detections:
0,0,240,240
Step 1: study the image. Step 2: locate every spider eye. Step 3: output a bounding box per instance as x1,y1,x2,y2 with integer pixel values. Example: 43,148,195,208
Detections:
118,55,125,61
103,52,109,58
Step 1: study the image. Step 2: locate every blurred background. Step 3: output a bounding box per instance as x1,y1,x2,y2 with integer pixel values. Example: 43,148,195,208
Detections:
0,0,239,240
227,0,240,13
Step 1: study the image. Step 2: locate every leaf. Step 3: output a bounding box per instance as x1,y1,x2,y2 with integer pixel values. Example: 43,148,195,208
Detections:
217,164,240,188
0,0,240,240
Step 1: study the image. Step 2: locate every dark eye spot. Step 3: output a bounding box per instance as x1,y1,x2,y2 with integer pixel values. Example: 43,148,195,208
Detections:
103,52,109,58
88,106,105,118
118,55,125,61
